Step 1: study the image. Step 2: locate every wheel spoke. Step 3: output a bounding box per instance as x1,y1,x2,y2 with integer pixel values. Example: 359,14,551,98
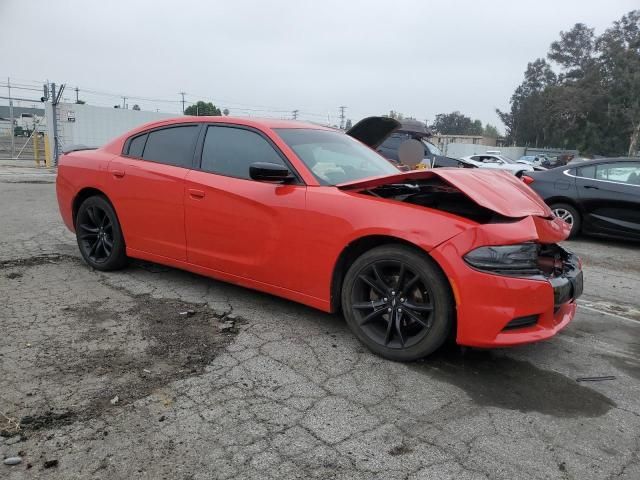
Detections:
102,238,112,256
358,274,387,297
371,264,390,291
404,301,433,312
79,223,99,233
401,274,420,295
394,311,405,347
89,238,101,257
402,307,429,328
383,316,394,345
352,300,386,310
360,308,387,326
86,207,98,226
80,233,98,240
396,263,406,291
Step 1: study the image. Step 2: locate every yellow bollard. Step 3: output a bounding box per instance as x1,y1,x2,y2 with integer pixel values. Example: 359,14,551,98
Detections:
43,134,51,167
33,134,40,167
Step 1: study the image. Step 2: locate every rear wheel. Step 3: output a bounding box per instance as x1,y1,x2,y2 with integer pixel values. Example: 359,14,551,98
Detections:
76,196,127,271
341,245,454,361
550,203,581,238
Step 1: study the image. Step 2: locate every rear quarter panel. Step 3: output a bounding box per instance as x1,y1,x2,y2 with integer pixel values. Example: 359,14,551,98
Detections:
56,149,115,231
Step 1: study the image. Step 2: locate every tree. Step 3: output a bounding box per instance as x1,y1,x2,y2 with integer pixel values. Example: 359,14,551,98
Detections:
345,119,353,129
184,101,221,116
132,104,141,111
432,111,486,135
484,124,499,137
498,10,640,155
223,108,229,116
75,99,86,105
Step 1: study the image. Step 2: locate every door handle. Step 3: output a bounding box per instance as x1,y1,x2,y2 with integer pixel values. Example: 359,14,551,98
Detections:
112,169,125,178
583,185,599,190
188,189,205,199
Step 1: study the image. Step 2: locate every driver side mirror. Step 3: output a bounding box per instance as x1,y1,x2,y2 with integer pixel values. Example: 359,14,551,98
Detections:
249,162,295,183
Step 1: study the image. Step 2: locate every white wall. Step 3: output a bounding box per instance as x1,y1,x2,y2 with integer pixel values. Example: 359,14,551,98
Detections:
46,102,176,153
443,143,526,160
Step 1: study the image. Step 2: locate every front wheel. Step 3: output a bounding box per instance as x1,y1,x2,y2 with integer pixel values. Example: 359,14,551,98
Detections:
76,195,128,271
341,245,454,361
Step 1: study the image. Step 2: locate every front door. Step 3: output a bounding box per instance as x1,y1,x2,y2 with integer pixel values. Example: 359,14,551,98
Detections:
184,125,307,291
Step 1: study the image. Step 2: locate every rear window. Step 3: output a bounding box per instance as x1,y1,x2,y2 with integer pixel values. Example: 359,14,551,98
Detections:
127,134,147,158
141,125,200,168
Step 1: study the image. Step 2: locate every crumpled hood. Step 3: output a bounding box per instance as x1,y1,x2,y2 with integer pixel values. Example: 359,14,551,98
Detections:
337,168,553,219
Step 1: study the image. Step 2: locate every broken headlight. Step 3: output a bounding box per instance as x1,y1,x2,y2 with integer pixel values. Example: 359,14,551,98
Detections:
464,243,540,275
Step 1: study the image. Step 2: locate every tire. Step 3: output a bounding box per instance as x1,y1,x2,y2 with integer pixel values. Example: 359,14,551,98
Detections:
341,245,454,361
75,195,127,271
550,203,581,239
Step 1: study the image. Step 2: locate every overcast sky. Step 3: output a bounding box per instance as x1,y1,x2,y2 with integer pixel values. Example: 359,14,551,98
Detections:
1,0,637,131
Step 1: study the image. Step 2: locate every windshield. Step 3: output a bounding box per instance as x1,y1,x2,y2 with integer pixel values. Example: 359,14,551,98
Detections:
276,128,399,185
422,139,443,156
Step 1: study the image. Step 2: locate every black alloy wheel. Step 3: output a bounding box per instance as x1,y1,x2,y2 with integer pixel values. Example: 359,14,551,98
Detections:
76,196,127,271
342,245,453,361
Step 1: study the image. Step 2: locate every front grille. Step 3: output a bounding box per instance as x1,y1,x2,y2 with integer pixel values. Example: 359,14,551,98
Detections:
503,314,539,331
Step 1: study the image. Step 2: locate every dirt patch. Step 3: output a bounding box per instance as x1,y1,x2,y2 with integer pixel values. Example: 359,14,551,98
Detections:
0,255,243,437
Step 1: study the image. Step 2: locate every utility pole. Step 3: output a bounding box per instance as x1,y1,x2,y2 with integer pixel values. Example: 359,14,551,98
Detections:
292,109,298,120
122,96,127,109
8,77,15,159
339,106,347,130
75,87,79,103
180,92,186,113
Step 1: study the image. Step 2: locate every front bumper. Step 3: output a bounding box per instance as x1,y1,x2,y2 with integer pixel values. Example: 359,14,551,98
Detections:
430,221,582,348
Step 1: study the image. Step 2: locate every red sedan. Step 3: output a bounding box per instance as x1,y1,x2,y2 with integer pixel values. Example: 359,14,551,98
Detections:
56,116,583,361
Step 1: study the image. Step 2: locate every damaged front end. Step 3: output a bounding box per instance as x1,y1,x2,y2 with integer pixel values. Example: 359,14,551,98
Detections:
337,168,582,347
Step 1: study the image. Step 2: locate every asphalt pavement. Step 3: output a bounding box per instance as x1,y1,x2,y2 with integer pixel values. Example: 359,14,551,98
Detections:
1,164,639,479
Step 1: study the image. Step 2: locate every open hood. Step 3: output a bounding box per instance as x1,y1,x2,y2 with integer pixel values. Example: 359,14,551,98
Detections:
337,169,553,219
346,116,400,149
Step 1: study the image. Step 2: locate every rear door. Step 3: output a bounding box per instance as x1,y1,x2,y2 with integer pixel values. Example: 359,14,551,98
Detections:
108,124,202,260
184,124,307,291
575,161,640,239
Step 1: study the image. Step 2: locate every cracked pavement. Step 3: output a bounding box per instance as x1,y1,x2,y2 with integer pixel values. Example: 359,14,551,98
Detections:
1,166,639,479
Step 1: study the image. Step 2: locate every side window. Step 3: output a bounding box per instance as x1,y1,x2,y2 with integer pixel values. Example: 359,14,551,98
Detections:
141,125,200,168
201,126,285,180
577,165,596,179
127,133,147,158
595,162,640,185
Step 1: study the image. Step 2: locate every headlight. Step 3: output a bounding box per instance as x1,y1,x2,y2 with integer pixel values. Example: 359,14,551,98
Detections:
464,243,540,275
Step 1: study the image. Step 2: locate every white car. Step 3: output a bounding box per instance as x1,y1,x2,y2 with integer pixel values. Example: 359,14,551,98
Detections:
461,153,535,176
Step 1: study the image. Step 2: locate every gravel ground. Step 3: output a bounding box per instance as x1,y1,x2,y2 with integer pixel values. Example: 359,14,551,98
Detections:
1,166,639,479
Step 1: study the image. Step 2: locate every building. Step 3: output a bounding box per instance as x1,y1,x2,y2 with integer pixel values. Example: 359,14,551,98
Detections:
430,134,497,149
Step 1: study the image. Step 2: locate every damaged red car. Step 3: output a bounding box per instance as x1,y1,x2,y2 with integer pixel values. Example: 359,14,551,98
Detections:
56,116,583,361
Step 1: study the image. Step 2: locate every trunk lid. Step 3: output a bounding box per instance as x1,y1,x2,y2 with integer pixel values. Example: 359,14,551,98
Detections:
337,168,553,219
345,116,400,149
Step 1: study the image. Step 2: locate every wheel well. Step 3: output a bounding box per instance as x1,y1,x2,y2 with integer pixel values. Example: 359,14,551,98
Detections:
329,235,452,314
72,188,110,227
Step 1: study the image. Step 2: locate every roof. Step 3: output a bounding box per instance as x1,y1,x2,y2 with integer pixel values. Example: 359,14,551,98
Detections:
570,157,640,167
146,116,329,130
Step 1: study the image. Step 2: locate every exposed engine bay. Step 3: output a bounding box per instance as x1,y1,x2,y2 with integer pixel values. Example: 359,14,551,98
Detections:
363,178,508,224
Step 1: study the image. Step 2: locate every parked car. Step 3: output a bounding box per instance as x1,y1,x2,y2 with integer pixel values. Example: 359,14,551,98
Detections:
523,157,640,240
377,120,471,169
518,155,551,168
461,153,535,176
56,116,582,361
